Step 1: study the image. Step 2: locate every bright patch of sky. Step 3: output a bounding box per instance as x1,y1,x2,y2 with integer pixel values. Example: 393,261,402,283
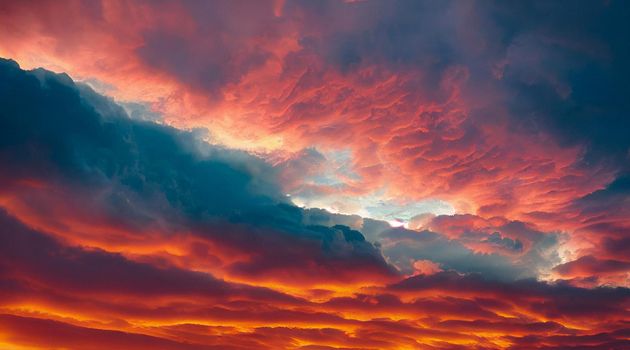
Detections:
290,148,455,226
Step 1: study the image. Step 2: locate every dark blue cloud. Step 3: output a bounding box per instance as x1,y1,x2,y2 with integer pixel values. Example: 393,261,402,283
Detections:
484,232,523,252
377,227,533,279
0,58,394,282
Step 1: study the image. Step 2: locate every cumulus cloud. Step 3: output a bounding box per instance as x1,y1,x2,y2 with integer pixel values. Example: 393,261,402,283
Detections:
0,58,394,285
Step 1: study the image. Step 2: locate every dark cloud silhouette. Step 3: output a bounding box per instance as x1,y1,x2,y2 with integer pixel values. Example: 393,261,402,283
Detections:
0,58,394,284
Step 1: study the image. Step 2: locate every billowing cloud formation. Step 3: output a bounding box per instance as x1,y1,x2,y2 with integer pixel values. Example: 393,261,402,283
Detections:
1,0,627,230
0,0,629,348
0,58,394,287
0,56,628,350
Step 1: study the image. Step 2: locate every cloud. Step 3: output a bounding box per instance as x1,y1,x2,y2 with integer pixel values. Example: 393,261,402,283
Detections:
0,207,301,304
553,255,630,287
0,2,629,348
2,0,626,226
389,271,630,320
1,199,629,348
0,58,394,286
378,227,533,279
5,58,578,286
0,314,235,350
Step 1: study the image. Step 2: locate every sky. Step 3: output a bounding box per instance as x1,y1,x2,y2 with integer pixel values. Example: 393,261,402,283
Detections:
0,0,629,349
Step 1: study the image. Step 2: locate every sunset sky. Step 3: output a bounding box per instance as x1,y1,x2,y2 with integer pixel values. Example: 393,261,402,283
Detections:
0,1,629,349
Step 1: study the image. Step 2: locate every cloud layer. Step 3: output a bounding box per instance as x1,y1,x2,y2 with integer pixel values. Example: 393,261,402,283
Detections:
0,0,629,348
